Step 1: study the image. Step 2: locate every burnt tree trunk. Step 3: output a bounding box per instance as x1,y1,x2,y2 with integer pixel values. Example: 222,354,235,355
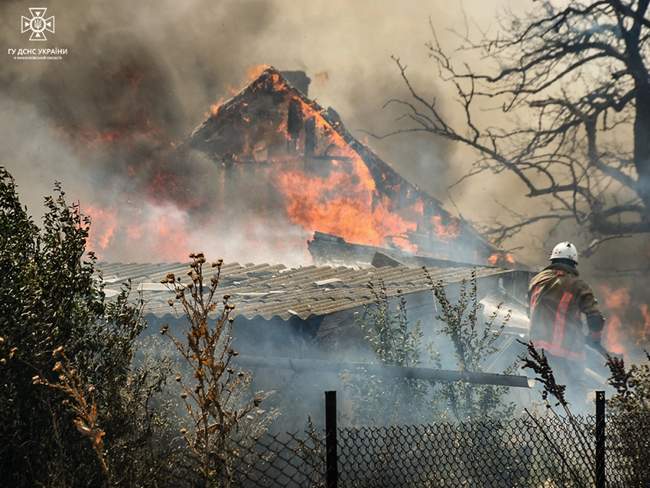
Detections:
633,88,650,213
625,0,650,219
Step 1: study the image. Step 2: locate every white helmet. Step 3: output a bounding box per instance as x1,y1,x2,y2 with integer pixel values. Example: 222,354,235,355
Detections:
549,241,578,264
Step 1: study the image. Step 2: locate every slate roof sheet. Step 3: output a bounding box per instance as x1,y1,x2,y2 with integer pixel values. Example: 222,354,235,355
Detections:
98,262,511,321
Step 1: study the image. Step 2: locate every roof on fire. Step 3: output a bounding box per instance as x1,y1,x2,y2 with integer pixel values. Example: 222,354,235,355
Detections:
188,66,497,258
98,261,512,322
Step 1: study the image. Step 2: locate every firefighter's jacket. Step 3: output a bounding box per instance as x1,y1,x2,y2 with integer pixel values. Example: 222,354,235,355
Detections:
528,262,603,361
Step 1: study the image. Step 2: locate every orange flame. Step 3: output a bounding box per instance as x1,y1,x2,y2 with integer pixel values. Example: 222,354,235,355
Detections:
487,252,516,267
149,211,190,261
205,66,270,119
602,286,630,309
598,285,632,356
246,64,270,81
84,205,118,256
71,66,477,264
207,97,225,117
277,165,417,247
641,304,650,342
82,204,192,262
431,215,460,241
273,94,423,250
604,315,626,356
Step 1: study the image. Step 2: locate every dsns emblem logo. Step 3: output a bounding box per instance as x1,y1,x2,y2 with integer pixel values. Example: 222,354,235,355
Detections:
21,7,55,41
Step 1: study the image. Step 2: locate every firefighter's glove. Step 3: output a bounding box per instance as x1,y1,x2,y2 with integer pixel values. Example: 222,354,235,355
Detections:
586,313,604,347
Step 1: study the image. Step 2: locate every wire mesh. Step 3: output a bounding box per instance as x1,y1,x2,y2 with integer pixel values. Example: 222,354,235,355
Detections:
231,413,650,487
605,413,650,487
232,430,325,488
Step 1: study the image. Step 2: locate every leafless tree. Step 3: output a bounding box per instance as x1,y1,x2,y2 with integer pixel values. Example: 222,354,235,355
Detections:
381,0,650,253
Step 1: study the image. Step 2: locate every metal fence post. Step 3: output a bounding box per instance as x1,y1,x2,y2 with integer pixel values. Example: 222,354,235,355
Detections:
325,390,338,488
595,390,606,488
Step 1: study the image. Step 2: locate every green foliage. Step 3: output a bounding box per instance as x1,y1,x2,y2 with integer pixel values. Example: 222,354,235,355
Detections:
608,352,650,416
344,280,428,425
360,280,423,368
605,353,650,485
346,271,514,425
521,345,650,486
0,167,175,487
426,269,515,420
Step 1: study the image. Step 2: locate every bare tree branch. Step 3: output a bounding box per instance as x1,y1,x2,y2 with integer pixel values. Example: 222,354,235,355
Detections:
378,0,650,250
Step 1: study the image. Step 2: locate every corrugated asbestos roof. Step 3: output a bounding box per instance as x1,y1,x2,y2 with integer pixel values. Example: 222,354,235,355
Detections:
98,262,510,321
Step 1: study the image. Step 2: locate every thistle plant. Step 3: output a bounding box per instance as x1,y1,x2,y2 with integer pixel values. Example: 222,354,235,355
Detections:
519,341,595,487
161,253,275,486
518,341,568,408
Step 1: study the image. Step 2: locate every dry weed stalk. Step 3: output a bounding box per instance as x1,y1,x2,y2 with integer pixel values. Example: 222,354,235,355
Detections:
32,346,108,477
519,341,594,487
161,253,272,486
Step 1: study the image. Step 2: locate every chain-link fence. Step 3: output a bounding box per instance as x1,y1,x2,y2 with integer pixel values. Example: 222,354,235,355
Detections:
231,393,650,487
337,416,593,487
605,412,650,486
232,430,325,487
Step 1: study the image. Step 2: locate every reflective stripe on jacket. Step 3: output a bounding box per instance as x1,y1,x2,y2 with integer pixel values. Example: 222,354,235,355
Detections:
528,263,602,360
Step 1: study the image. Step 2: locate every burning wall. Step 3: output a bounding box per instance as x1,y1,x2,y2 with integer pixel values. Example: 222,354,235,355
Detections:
189,66,496,264
598,284,650,358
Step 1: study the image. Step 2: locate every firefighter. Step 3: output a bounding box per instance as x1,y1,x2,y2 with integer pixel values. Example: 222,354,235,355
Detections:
528,241,605,404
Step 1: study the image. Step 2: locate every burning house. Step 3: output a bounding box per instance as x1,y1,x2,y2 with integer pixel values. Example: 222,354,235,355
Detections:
92,68,544,424
99,259,533,424
96,66,628,425
188,66,499,266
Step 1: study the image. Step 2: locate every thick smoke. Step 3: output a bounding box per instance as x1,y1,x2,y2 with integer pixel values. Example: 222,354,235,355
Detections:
5,0,648,427
0,0,466,263
2,1,646,355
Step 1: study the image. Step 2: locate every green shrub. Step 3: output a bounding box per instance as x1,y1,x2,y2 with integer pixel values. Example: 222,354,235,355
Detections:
0,167,175,487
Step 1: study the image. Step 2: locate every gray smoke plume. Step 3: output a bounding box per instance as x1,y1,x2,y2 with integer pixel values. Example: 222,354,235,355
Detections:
0,0,463,263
